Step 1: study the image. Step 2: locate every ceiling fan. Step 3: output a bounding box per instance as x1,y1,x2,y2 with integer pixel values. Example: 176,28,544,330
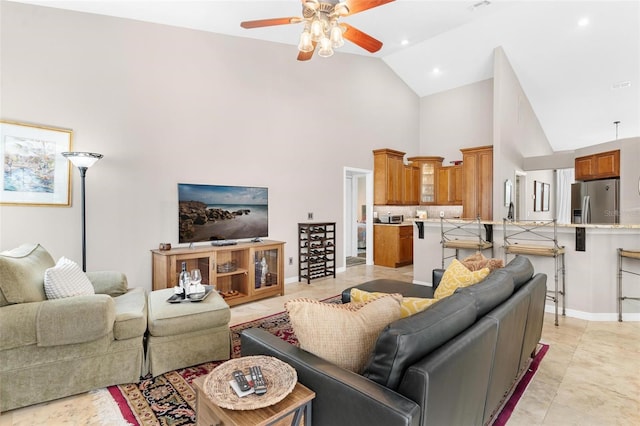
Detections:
240,0,395,61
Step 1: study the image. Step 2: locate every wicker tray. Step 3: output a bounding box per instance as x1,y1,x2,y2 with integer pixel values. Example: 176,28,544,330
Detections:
204,355,297,410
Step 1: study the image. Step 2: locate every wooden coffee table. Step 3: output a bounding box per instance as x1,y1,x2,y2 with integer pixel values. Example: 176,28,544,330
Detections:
193,375,315,426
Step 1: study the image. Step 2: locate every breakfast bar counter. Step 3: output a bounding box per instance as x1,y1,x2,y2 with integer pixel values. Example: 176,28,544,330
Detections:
411,219,640,321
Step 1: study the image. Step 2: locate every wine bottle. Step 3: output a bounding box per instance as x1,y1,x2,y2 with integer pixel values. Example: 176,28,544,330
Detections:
179,262,190,298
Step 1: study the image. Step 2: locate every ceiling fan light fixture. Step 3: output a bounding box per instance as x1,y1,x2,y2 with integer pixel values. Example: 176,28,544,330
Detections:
334,2,350,16
330,22,344,48
303,0,320,11
318,36,334,57
311,17,325,41
298,29,314,52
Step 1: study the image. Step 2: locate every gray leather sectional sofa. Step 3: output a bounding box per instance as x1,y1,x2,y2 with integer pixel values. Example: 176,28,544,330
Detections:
241,255,547,426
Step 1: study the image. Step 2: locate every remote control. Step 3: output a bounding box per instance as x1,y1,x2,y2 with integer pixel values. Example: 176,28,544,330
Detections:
232,370,251,392
249,366,267,395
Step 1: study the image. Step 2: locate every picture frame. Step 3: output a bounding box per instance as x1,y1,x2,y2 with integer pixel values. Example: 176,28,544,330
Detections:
542,182,550,212
1,120,73,206
534,180,543,212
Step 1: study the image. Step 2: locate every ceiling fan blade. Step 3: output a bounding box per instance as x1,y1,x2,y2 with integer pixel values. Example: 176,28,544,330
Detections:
297,42,317,61
344,0,395,16
341,23,383,53
240,17,302,29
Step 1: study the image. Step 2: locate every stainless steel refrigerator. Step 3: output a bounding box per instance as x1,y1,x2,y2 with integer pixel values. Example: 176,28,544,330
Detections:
571,179,619,224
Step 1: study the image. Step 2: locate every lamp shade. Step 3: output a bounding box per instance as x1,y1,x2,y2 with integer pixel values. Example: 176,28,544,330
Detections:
62,152,103,168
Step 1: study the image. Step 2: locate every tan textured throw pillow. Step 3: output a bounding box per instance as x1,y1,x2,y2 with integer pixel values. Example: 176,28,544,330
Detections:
461,251,504,272
285,295,402,374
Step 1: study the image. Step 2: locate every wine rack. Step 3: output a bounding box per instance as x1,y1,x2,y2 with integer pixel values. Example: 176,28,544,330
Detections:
298,222,336,284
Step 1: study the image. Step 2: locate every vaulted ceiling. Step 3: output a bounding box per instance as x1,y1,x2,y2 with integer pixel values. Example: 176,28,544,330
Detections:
13,1,640,152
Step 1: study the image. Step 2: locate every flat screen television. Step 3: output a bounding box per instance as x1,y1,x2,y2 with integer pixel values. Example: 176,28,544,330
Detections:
178,183,268,244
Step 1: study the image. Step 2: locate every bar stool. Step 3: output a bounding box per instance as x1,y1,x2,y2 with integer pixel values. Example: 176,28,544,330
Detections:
617,248,640,322
440,216,493,268
503,219,565,326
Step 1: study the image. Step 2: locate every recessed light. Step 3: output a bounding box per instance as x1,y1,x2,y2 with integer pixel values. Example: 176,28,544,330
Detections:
401,39,409,46
432,67,441,75
578,17,589,27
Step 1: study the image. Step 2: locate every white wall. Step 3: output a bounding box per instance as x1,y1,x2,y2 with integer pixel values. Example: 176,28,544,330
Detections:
419,78,493,164
0,2,420,290
492,47,554,221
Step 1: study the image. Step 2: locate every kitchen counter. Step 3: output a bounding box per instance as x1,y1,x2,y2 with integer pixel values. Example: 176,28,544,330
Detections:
374,222,414,226
409,218,640,229
411,218,640,321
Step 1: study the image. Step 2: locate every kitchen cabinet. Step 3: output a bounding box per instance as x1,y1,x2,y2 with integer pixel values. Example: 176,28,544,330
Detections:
437,164,463,205
373,149,405,205
575,149,620,181
461,145,493,220
407,156,444,205
403,163,420,205
373,224,413,268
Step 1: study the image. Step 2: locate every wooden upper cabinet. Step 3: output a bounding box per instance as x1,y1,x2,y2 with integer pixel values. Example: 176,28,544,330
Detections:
461,145,493,220
407,156,444,205
403,163,420,205
373,149,405,205
436,164,463,205
575,149,620,181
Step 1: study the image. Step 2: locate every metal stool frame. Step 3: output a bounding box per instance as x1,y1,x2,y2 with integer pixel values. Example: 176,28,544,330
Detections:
440,216,494,268
503,219,566,326
617,248,640,322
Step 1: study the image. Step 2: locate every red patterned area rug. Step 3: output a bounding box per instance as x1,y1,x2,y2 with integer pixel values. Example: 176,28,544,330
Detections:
108,296,338,425
109,296,548,425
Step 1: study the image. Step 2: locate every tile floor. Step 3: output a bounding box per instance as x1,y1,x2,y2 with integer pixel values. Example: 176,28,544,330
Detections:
1,264,638,425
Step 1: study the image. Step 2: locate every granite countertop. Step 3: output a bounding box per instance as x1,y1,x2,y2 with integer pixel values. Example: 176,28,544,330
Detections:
374,222,414,226
408,217,640,229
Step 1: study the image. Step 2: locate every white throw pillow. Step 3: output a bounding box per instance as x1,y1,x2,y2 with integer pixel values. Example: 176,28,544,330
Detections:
44,257,95,299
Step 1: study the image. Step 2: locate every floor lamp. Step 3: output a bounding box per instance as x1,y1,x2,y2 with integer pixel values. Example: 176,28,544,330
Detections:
62,151,103,272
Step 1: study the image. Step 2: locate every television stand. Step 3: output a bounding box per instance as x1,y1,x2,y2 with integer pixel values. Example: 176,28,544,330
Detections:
210,240,238,246
151,240,284,307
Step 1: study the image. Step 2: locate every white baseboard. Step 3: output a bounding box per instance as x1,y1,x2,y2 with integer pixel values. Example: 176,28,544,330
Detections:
544,304,640,322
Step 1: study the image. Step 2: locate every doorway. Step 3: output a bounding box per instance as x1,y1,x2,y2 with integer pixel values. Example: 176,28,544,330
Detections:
514,171,527,221
344,167,373,267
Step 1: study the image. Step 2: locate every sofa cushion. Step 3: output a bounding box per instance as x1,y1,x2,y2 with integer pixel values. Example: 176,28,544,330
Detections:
286,295,402,374
434,259,490,299
455,269,515,317
44,257,95,299
350,288,440,318
0,243,53,306
113,287,148,340
502,255,535,290
363,292,478,390
461,252,504,272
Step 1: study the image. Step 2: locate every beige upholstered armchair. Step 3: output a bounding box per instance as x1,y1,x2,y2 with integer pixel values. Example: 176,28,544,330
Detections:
0,243,147,412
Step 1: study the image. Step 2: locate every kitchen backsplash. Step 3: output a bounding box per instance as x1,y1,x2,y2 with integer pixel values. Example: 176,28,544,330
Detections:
373,205,463,220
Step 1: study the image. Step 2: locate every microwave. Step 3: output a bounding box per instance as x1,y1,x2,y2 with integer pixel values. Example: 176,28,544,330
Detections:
380,215,404,224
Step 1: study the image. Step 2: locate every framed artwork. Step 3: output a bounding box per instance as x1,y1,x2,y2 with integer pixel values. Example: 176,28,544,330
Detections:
542,182,551,212
0,120,73,206
534,180,543,212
